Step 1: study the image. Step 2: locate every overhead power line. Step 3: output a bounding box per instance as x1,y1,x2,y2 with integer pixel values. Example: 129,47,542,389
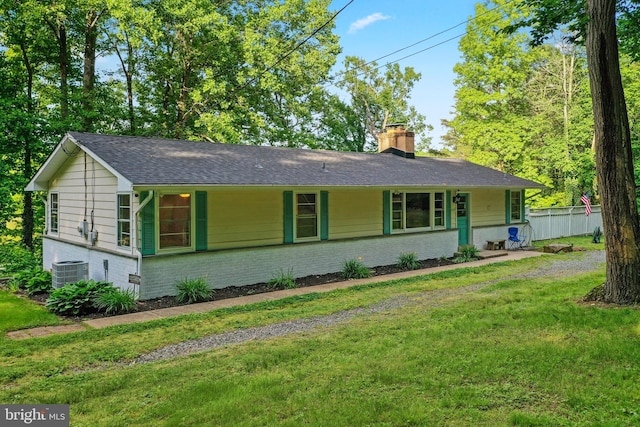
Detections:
241,0,354,90
325,0,520,87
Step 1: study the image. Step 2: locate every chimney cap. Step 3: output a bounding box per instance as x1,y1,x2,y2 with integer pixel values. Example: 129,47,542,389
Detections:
385,123,407,131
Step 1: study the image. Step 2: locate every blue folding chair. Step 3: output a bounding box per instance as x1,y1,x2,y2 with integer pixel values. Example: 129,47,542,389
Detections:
507,227,524,250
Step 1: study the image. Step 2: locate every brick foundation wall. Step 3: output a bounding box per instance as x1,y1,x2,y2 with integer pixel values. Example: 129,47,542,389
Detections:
43,237,138,293
139,230,458,299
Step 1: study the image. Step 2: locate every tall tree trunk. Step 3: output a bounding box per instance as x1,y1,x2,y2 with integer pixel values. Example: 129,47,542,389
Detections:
47,19,70,121
19,43,34,249
126,36,135,134
586,0,640,303
82,10,99,132
175,64,190,139
114,32,136,134
59,24,69,121
162,80,171,134
22,142,33,250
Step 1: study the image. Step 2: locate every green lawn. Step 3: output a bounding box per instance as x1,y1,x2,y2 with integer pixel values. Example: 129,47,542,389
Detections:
0,291,61,334
2,250,639,426
531,234,605,251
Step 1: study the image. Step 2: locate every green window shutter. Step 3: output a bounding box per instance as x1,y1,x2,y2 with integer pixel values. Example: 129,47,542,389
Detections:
140,191,155,255
383,190,391,235
520,189,526,222
320,191,329,240
505,190,511,224
445,190,452,229
283,191,294,243
195,191,207,251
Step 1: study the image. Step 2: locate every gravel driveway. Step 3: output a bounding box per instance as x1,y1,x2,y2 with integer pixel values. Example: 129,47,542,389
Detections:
134,251,605,364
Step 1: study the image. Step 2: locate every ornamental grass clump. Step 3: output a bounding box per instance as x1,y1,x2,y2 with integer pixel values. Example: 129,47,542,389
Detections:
396,252,421,271
341,258,371,279
454,245,479,263
268,268,297,289
175,277,212,304
93,288,137,315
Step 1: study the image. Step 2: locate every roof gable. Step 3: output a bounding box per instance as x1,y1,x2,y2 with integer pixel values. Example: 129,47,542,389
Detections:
26,134,132,192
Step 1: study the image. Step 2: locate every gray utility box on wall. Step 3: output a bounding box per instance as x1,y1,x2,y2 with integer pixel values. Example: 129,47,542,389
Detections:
52,261,89,288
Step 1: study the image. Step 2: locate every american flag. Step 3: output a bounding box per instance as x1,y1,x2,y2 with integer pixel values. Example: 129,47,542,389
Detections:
581,192,591,216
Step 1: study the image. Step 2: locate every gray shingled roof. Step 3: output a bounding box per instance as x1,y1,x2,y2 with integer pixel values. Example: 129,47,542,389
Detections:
68,132,544,188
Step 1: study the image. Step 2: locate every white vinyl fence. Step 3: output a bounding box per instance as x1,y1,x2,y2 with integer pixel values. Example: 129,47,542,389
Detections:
525,205,603,242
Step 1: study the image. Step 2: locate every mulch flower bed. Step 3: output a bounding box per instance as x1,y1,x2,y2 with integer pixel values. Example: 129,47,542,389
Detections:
19,257,455,321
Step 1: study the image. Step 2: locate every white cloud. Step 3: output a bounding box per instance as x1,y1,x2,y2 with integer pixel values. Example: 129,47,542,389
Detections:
348,12,391,34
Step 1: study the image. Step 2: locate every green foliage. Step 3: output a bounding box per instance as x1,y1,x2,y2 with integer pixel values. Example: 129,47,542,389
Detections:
454,246,479,263
0,0,341,249
22,268,52,296
0,290,61,333
0,243,39,275
446,1,596,207
341,258,371,279
2,255,634,426
45,280,114,316
268,268,297,290
396,252,421,271
93,288,137,315
9,268,36,290
175,277,211,304
334,55,432,151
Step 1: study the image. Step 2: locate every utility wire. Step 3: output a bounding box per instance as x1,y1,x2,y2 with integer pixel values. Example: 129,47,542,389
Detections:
325,0,520,87
240,0,354,90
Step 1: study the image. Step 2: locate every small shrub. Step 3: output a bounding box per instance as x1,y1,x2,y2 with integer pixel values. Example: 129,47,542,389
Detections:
94,288,137,315
397,252,421,270
268,268,297,289
175,277,211,304
342,258,371,279
9,267,38,290
26,270,53,296
46,280,114,316
9,267,53,295
454,245,479,263
0,243,39,275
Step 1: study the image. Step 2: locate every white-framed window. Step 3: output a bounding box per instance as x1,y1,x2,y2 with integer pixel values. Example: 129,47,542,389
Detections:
391,191,445,231
117,193,131,248
296,193,318,240
434,192,445,227
49,192,59,234
392,192,404,230
159,193,192,249
510,190,522,222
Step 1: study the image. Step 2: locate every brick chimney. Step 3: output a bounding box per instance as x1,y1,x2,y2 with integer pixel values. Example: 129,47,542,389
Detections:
378,125,415,159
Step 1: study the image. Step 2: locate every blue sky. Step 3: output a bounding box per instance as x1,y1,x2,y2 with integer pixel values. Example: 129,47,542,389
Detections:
329,0,481,148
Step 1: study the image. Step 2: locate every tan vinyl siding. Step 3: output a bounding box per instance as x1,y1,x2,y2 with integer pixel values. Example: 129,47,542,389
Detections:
329,189,382,239
470,189,506,226
208,189,283,249
48,153,119,249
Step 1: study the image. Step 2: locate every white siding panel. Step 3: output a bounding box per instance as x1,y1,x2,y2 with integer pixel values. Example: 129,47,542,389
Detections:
48,152,119,250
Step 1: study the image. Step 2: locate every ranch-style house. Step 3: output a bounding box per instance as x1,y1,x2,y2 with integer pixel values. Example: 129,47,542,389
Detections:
26,129,543,299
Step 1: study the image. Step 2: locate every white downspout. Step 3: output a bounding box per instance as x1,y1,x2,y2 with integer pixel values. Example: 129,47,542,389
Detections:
133,191,154,296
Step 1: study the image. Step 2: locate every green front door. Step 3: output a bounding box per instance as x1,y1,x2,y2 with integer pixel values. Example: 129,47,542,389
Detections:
457,193,469,246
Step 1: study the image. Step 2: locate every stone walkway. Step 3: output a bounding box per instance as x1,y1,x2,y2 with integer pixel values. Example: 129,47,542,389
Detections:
6,250,545,340
7,324,87,339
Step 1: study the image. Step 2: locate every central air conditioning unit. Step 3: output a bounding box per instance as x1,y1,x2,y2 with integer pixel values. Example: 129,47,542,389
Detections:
52,261,89,288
